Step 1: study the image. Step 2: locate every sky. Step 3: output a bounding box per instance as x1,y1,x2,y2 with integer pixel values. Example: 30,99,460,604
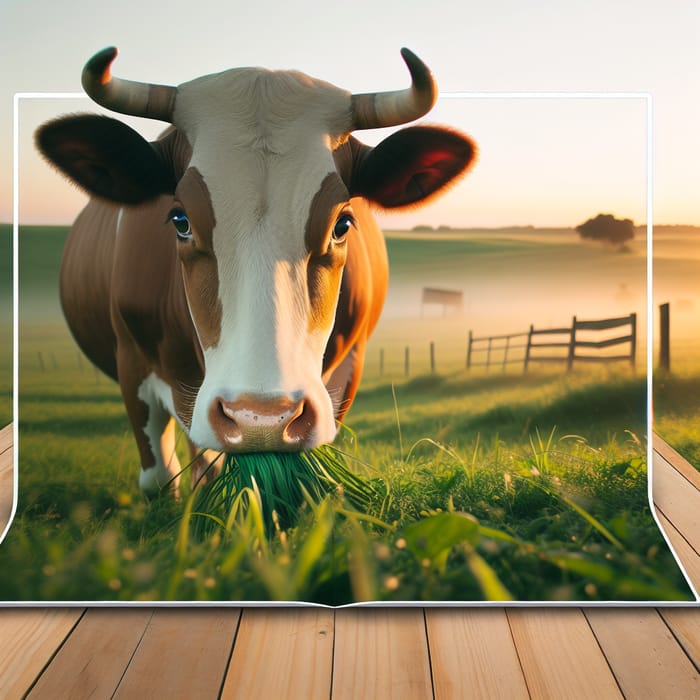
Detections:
1,0,698,229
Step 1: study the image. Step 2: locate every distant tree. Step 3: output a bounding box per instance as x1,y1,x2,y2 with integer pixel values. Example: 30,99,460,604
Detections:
411,225,434,232
576,213,635,247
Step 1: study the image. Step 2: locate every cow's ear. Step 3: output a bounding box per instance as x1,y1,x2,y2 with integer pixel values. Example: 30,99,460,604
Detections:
351,126,476,209
36,114,175,204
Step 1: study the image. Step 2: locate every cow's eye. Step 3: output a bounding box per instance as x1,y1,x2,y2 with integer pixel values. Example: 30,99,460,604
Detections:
168,208,192,240
332,213,354,242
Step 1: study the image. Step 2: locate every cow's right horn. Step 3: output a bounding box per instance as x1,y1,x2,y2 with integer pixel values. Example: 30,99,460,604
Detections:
350,48,438,131
81,47,177,123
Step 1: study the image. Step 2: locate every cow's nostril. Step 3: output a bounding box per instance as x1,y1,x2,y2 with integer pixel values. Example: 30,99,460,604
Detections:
216,400,243,445
283,399,316,444
219,400,237,423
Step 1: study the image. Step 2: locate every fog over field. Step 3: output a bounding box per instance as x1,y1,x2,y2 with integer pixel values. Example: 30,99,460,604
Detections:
359,227,655,377
380,228,647,328
3,223,700,398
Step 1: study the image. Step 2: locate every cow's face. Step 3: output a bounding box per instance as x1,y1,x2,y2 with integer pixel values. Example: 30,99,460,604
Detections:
169,70,356,451
36,47,476,452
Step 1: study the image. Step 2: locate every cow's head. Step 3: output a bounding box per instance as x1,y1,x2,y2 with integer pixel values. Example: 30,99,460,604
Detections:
37,47,476,453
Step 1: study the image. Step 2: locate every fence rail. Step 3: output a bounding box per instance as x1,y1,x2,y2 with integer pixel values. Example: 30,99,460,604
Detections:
565,313,636,370
466,331,529,371
468,312,637,373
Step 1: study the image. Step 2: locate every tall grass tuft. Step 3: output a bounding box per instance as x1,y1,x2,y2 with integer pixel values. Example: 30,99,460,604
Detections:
192,445,380,533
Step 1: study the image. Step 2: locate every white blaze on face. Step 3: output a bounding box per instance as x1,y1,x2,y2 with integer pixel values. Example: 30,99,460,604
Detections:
173,68,352,450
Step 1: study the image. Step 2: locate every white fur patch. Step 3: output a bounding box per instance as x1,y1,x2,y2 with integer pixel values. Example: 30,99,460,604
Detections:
137,373,182,495
173,69,350,450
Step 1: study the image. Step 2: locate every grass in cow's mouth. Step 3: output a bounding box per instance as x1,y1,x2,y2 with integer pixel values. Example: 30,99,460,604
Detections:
192,445,380,533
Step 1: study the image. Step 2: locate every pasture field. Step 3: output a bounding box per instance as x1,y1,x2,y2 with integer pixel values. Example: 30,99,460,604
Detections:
654,368,700,471
0,224,694,602
652,226,700,471
2,341,691,602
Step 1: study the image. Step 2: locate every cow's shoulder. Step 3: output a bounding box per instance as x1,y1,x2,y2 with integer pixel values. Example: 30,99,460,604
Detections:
110,196,194,360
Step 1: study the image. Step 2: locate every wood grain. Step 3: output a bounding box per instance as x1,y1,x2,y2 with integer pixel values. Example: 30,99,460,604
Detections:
28,608,154,699
221,607,334,698
507,608,622,699
0,423,14,535
0,608,83,699
0,424,11,455
333,608,433,699
0,456,13,535
653,433,700,490
655,510,700,593
425,607,529,699
112,608,240,698
586,607,699,699
660,607,700,672
653,451,700,553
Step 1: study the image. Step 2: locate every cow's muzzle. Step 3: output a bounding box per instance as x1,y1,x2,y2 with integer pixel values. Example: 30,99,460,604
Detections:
209,393,318,452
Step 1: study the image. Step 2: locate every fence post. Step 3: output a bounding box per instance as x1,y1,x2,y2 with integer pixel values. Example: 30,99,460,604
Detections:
659,303,670,372
430,341,435,373
486,337,492,371
502,335,510,371
466,330,472,370
630,312,637,369
404,346,410,377
567,316,577,372
523,325,534,373
379,348,384,377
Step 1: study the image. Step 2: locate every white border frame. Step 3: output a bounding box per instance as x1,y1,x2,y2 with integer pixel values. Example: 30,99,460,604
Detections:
7,90,698,606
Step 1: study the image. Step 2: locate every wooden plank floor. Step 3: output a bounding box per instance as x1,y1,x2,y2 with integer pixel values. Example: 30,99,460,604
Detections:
0,424,699,699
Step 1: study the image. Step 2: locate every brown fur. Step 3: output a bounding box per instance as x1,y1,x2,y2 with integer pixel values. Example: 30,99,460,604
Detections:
175,167,222,350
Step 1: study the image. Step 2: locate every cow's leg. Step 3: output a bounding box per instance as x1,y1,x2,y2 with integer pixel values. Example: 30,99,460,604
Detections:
154,415,184,494
188,442,224,490
136,401,183,498
118,360,183,498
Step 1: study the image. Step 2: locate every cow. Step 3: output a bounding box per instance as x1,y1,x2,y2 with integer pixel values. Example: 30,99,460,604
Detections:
36,47,476,497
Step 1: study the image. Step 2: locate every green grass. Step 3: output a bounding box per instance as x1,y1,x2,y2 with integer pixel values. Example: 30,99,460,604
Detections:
0,224,693,602
194,445,377,533
0,347,691,603
654,370,700,468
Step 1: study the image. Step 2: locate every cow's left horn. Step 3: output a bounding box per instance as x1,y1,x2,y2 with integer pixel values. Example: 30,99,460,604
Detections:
81,47,177,123
350,48,437,130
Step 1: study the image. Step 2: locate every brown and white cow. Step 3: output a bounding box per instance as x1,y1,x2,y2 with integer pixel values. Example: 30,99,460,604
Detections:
36,47,476,496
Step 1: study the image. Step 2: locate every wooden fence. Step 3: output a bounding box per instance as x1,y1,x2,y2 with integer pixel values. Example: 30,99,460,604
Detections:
526,313,636,371
468,312,637,373
466,331,529,371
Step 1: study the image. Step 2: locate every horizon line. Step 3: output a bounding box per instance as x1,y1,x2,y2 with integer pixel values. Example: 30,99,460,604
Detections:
3,221,700,230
